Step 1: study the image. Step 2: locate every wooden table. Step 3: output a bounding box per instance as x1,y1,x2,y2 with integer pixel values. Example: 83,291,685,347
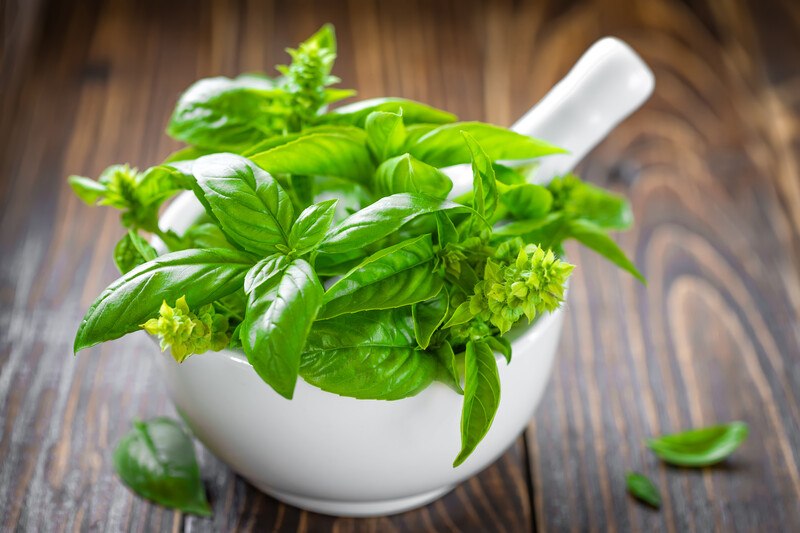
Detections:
2,0,799,530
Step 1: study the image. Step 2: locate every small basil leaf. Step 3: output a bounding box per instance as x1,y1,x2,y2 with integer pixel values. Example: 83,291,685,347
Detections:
320,234,443,319
435,212,460,247
374,153,453,198
113,418,211,516
135,165,191,206
192,153,294,255
485,335,511,364
625,472,661,508
68,175,107,204
409,122,566,168
462,131,498,219
454,340,501,467
241,125,366,156
167,75,281,151
163,145,214,163
491,213,562,238
250,132,375,185
500,182,553,219
442,301,474,329
318,193,468,254
569,180,633,230
646,421,749,467
181,222,236,250
433,340,463,394
566,219,645,283
492,163,527,185
241,259,323,399
289,199,338,254
412,288,449,349
114,231,157,274
244,254,290,295
74,249,254,352
317,97,456,127
301,308,437,400
365,110,407,161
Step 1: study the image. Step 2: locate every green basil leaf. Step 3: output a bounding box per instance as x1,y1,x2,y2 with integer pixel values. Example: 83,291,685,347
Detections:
462,131,498,219
241,258,323,399
249,132,375,184
374,153,453,198
365,110,407,161
318,193,467,254
113,418,210,516
241,125,366,157
192,153,294,255
68,175,107,204
412,287,449,349
289,199,338,254
491,212,562,238
492,163,527,185
167,75,282,151
442,301,474,329
163,145,214,163
135,165,190,206
500,182,552,219
114,231,157,274
181,222,236,250
435,212,460,246
646,421,749,467
320,234,443,319
301,308,437,400
454,340,501,466
74,249,254,352
485,335,511,364
244,254,291,295
317,97,456,127
409,122,566,168
625,472,661,508
433,340,463,394
566,219,645,283
569,181,633,230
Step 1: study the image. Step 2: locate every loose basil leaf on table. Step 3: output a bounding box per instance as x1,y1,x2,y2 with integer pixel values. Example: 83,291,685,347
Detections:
113,417,211,516
409,121,566,168
241,258,323,399
114,230,157,274
625,472,661,508
646,421,749,467
454,340,501,467
365,110,407,161
250,132,375,185
74,248,254,352
301,308,438,400
192,153,294,255
318,193,468,254
288,199,338,255
412,288,449,350
167,74,282,151
374,153,453,198
320,234,443,319
565,219,645,283
316,97,457,127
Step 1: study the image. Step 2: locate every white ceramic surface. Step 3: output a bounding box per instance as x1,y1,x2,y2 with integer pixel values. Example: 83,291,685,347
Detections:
154,37,654,517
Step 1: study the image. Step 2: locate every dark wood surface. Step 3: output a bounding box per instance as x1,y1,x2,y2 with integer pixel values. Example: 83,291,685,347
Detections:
2,0,799,531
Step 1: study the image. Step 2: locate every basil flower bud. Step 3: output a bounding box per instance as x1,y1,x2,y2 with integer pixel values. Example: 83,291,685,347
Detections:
142,296,230,363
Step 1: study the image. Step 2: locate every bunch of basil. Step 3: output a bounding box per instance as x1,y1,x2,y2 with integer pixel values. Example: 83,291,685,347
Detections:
70,24,642,467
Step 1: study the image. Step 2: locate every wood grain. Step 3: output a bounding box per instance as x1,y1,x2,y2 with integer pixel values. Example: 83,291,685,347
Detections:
1,0,798,531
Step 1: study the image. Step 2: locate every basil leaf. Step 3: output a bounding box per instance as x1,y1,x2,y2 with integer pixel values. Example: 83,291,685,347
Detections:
135,165,190,206
434,340,463,393
409,122,566,168
412,288,449,349
566,219,645,283
68,175,107,204
241,258,323,399
163,145,214,163
250,132,375,184
301,308,437,400
374,153,453,199
500,182,553,219
74,249,253,352
462,131,498,219
113,418,211,516
485,335,511,364
243,254,290,295
625,472,661,508
435,211,460,246
320,234,443,319
241,125,366,156
289,199,338,254
318,193,467,254
569,181,633,230
646,421,749,467
181,222,235,250
167,75,281,151
454,340,501,466
317,97,456,127
114,231,157,274
192,153,294,255
442,301,474,329
491,212,561,238
365,110,407,161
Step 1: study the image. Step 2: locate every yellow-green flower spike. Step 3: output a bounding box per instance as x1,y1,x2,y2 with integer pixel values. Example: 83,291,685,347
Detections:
469,244,574,334
142,296,230,363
